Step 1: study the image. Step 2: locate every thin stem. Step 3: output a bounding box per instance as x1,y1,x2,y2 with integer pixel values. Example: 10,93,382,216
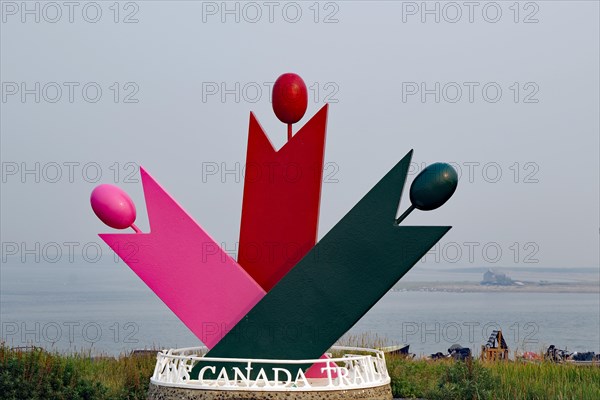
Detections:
131,223,142,234
395,205,416,225
287,124,292,141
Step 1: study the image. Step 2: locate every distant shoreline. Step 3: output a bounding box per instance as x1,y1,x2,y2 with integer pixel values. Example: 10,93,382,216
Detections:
393,281,600,293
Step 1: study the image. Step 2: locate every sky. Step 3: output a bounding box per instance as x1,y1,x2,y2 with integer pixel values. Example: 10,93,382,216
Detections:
1,0,599,271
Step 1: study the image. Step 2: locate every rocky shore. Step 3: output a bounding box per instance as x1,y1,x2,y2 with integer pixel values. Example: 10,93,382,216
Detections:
392,281,599,293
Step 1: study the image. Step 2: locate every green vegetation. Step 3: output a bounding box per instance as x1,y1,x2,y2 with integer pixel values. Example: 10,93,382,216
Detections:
388,356,600,400
1,342,599,400
490,360,600,400
0,343,155,400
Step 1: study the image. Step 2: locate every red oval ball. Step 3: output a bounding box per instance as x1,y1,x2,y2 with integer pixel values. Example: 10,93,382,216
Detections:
272,73,308,124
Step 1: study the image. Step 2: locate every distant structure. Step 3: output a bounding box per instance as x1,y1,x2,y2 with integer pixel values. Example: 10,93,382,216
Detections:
481,269,514,286
481,330,509,361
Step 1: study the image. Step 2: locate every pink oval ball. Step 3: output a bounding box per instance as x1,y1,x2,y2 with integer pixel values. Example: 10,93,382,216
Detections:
90,184,136,229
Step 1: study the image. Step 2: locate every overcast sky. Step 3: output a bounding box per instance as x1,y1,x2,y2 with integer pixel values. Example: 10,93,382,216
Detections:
1,1,599,270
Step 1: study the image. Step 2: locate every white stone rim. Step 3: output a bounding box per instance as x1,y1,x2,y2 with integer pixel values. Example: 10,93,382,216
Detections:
150,346,391,392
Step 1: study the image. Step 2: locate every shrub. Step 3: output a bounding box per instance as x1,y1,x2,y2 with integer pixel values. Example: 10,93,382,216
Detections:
427,358,498,400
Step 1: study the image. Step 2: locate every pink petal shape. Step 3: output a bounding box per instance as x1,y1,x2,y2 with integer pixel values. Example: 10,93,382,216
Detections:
99,167,266,348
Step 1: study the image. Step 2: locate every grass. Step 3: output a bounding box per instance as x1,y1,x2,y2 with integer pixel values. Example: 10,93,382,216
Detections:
1,342,599,399
387,356,600,399
490,360,600,400
0,343,155,400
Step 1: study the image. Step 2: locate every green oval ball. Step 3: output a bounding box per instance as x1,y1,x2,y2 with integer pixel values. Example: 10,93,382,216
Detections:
409,163,458,211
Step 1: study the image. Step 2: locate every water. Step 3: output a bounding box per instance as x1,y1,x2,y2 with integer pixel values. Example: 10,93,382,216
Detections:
347,291,599,356
1,260,598,357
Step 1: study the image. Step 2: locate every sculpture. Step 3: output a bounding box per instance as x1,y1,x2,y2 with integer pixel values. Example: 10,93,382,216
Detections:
90,73,458,398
